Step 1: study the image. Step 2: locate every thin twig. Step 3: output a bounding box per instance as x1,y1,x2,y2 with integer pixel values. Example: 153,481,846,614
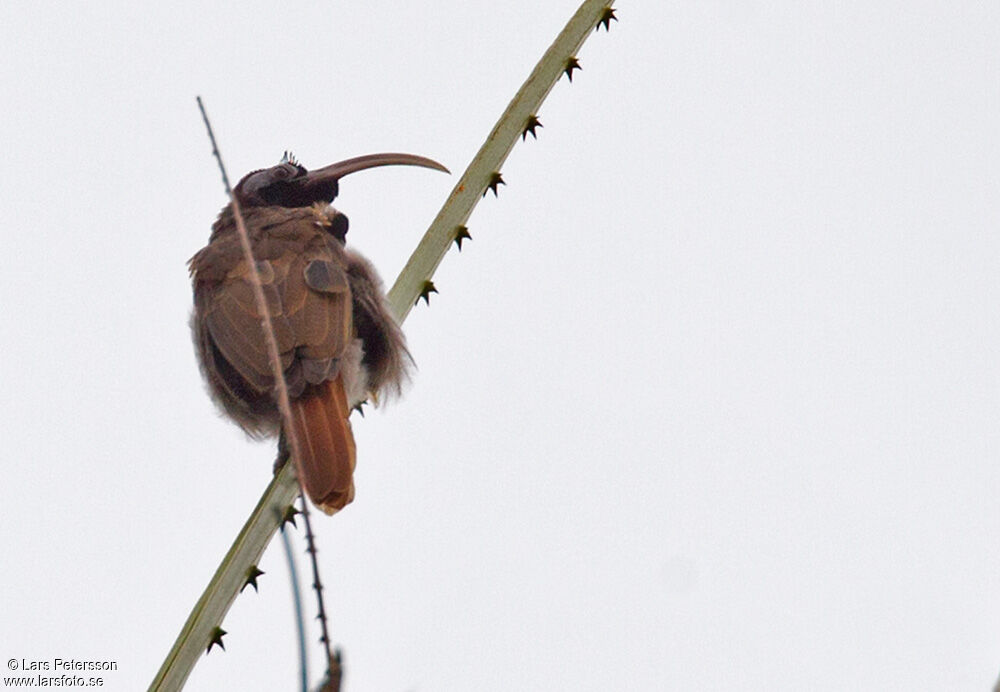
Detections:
195,97,306,480
199,98,337,685
298,492,335,680
278,516,309,692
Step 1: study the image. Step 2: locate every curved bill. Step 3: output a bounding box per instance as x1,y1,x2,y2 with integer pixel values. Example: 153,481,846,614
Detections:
305,153,450,183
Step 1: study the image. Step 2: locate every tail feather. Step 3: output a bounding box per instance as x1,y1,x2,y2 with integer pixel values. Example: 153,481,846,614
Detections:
287,375,357,514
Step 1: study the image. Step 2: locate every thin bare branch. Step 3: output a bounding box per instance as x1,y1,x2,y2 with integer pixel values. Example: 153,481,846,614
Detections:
278,516,309,692
299,493,335,676
194,97,307,482
150,98,311,691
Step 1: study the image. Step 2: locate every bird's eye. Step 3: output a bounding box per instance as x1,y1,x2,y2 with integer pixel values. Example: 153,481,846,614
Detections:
234,162,312,207
280,162,307,178
246,163,301,189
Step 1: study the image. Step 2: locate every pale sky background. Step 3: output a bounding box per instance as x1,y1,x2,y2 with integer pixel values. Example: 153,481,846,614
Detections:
1,2,998,690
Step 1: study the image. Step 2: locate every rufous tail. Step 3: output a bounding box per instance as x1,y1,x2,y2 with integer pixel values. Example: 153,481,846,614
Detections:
287,375,357,514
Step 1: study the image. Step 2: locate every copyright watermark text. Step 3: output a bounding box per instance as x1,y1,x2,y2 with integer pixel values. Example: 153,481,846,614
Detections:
4,659,117,687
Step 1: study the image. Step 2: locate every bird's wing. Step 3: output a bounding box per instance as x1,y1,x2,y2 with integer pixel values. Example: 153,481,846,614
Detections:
194,221,352,400
191,210,360,513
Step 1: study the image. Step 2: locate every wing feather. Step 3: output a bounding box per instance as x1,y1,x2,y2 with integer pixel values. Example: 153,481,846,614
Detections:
192,207,353,432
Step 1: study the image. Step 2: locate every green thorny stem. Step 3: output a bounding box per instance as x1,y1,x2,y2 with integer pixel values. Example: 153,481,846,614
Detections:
149,2,616,690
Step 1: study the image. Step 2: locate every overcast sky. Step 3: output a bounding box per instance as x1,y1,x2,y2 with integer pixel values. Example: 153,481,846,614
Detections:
2,1,999,690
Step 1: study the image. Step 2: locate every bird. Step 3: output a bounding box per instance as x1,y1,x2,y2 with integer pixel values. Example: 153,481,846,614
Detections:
189,152,448,514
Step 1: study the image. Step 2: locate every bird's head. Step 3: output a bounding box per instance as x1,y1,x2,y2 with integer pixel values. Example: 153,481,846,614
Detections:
232,151,449,208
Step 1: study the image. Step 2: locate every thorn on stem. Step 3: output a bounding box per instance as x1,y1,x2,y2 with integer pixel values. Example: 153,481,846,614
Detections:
242,566,265,593
417,280,438,306
453,226,472,251
522,115,543,140
484,172,505,197
207,627,227,654
281,505,301,529
597,7,617,31
564,57,582,82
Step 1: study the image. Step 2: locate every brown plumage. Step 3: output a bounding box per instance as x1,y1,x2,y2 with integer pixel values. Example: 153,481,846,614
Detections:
190,153,447,513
